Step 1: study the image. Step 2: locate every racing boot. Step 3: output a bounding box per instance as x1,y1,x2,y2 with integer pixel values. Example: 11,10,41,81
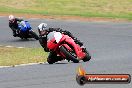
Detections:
74,38,83,46
63,30,83,46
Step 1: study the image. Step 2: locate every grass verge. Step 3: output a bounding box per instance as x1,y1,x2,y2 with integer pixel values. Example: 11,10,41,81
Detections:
0,0,132,20
0,47,48,66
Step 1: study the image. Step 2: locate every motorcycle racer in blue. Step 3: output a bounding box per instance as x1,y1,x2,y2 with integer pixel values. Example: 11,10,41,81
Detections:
9,15,23,37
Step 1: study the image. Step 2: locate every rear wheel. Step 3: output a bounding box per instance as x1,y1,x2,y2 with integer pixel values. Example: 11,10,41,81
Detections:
60,46,79,63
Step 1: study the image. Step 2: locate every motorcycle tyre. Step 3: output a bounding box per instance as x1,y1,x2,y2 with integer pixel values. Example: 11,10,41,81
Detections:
60,46,79,63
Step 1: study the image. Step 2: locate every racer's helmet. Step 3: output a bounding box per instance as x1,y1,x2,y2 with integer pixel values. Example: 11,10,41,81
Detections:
9,15,15,23
38,23,48,36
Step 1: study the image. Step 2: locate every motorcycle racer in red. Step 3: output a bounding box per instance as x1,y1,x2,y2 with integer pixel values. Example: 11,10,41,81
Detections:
38,23,85,63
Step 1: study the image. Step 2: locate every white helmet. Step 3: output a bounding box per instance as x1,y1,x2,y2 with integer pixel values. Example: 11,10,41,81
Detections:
9,15,15,21
38,23,48,36
38,23,47,31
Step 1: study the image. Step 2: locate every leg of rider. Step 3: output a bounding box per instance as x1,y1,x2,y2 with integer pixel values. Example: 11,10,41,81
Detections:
56,56,63,61
39,36,46,48
11,28,17,36
47,52,54,63
39,36,49,52
48,52,57,62
16,26,21,35
48,52,62,62
16,29,19,35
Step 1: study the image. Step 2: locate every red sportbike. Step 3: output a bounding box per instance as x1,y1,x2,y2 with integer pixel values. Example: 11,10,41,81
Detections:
46,31,91,64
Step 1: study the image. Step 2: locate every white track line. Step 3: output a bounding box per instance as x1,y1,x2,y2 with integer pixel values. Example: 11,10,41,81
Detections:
0,45,25,48
0,62,45,68
0,16,6,18
17,47,25,48
0,66,11,68
0,45,46,68
29,18,40,20
5,45,14,48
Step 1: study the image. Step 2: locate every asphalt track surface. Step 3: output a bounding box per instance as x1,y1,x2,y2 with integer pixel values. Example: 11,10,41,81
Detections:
0,16,132,88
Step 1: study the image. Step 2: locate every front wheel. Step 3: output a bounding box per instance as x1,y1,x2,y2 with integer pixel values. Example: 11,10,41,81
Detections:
82,49,91,62
30,31,39,40
60,46,79,63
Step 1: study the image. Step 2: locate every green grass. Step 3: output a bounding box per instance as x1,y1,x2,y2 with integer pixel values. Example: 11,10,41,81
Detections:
0,47,48,66
0,0,132,20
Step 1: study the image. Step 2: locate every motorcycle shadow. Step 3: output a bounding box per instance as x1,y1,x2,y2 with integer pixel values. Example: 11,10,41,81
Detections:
55,62,68,64
10,38,37,42
54,60,85,64
40,62,68,65
40,61,84,65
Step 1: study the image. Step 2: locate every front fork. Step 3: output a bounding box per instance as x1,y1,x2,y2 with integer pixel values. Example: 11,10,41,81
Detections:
64,39,86,60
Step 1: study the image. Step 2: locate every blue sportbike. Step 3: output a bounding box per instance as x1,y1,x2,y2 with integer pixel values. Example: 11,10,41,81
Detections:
17,21,39,40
